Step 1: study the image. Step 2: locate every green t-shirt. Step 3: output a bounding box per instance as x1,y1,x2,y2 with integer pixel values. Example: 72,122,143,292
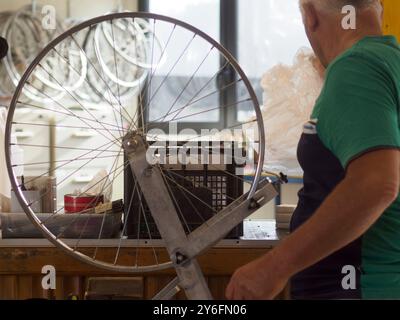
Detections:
311,35,400,299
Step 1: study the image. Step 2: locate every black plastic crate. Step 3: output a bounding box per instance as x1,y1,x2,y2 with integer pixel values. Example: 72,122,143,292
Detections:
124,142,245,239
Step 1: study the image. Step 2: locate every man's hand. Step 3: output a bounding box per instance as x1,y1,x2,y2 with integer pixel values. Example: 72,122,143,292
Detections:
226,253,289,300
226,149,400,301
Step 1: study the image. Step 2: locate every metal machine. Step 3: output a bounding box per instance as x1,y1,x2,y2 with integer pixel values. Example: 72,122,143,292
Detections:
4,12,281,299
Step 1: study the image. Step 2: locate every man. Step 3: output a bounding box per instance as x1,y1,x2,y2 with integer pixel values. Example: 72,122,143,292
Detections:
227,0,400,300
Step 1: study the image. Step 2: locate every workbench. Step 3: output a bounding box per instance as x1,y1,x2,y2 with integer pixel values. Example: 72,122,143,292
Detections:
0,220,289,300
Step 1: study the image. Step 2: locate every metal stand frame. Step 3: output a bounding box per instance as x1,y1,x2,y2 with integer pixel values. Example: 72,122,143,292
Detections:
124,133,279,300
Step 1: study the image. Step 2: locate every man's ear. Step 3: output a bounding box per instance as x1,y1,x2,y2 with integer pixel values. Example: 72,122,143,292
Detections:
302,2,319,32
0,37,8,60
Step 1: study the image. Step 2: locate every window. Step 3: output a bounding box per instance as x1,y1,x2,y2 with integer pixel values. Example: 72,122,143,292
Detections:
139,0,222,131
147,0,220,40
140,0,311,127
237,0,309,120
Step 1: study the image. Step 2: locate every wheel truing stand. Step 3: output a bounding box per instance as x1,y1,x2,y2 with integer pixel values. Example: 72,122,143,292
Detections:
123,132,279,300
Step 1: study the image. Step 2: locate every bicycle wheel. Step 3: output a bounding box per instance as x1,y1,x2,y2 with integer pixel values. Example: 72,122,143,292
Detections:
1,5,68,103
5,12,265,274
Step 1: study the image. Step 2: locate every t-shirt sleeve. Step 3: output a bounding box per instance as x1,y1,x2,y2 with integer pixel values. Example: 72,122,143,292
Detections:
317,53,400,169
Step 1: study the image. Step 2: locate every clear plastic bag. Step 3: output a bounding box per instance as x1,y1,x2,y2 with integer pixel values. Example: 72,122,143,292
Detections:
259,48,324,176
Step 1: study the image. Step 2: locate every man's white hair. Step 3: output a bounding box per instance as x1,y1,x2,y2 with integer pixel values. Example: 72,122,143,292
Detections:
300,0,381,12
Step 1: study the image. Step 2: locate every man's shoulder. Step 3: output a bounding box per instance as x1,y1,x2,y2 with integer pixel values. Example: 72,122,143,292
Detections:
327,37,400,79
327,52,384,77
315,38,400,116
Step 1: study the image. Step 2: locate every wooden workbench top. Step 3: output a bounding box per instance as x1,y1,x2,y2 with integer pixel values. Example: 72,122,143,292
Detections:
0,220,290,299
0,220,286,249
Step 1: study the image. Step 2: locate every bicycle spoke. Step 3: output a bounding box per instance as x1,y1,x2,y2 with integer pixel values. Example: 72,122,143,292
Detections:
140,33,197,120
50,46,129,137
12,155,119,168
37,63,122,143
167,169,237,203
163,174,217,214
12,136,121,188
28,140,123,209
70,33,135,127
158,165,191,234
112,177,138,264
54,160,129,240
73,147,124,250
142,19,156,135
109,20,125,134
132,22,177,127
39,158,128,228
16,100,125,131
12,121,122,132
13,143,121,153
137,186,159,266
148,97,252,143
140,78,242,132
23,80,121,147
159,45,215,124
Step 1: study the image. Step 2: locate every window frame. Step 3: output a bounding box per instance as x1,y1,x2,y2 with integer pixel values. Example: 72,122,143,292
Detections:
138,0,242,133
